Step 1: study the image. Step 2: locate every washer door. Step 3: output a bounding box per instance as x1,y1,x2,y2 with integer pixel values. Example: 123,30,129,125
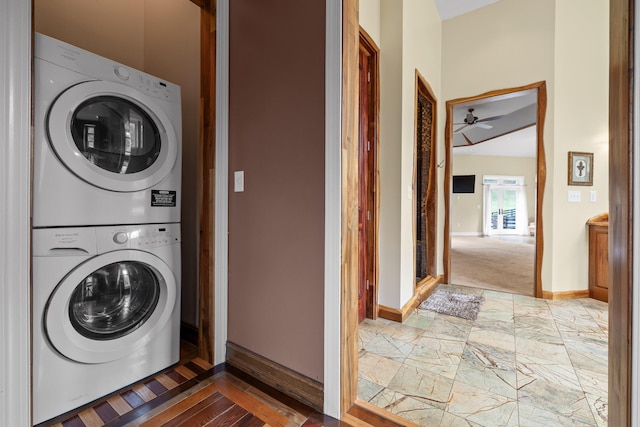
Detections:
45,250,177,364
47,80,178,192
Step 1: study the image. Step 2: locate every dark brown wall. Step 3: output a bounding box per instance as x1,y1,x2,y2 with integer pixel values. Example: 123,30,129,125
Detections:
228,0,326,381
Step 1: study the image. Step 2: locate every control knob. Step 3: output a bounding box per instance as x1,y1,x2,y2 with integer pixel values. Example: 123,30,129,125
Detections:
114,65,130,81
113,231,128,244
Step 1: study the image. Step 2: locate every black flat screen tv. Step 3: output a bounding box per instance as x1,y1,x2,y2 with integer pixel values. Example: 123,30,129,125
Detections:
453,174,476,194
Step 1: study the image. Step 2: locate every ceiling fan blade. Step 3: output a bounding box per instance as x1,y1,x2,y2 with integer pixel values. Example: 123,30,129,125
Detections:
454,125,470,133
476,123,493,129
476,114,505,123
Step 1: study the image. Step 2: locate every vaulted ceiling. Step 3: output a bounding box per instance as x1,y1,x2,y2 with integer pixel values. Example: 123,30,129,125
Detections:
437,1,537,158
452,89,537,157
435,0,500,20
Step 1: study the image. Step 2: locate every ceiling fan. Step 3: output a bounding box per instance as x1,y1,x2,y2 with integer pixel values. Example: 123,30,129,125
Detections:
454,108,504,133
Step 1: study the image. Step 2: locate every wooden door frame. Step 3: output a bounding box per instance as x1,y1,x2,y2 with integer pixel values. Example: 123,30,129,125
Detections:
193,0,216,362
342,2,420,424
341,0,360,414
608,0,632,423
414,70,438,287
359,27,380,320
443,82,547,299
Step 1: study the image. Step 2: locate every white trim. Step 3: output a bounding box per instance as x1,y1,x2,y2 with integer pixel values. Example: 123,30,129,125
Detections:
451,232,483,237
0,0,32,425
323,0,342,418
482,175,525,185
214,0,230,366
632,2,640,422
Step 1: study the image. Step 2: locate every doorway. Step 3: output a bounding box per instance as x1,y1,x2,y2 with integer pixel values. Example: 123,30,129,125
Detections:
414,71,438,287
444,83,547,298
483,175,528,237
358,28,379,322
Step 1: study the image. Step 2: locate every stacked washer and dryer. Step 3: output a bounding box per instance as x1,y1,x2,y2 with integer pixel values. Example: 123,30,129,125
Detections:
33,33,183,425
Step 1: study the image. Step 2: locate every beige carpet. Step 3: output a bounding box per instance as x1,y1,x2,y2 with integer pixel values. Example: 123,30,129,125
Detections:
450,236,535,296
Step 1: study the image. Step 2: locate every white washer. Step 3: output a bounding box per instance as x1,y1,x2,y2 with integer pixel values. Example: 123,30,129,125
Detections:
33,33,182,227
32,223,181,424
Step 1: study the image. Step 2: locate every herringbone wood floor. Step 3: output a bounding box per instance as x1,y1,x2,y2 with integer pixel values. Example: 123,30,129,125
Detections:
38,343,358,427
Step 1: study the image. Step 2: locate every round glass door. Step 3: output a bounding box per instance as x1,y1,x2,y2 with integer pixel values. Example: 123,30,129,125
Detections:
47,80,179,192
69,261,160,340
70,96,162,175
45,250,177,364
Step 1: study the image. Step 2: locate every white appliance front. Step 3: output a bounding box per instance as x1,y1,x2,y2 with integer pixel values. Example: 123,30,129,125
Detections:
33,33,182,227
32,224,181,424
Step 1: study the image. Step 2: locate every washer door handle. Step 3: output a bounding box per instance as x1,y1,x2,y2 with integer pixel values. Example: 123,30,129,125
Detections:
47,247,91,255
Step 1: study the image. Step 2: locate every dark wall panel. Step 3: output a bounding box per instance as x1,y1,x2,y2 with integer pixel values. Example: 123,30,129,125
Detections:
228,0,326,381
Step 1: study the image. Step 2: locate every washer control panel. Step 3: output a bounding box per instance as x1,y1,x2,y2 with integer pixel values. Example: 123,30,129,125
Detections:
33,223,180,256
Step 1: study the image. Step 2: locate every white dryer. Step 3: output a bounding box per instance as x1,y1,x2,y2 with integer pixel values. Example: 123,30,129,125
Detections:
32,223,181,424
33,33,182,227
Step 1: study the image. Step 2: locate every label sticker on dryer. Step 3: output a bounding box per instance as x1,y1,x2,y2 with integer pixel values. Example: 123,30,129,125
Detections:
151,190,177,207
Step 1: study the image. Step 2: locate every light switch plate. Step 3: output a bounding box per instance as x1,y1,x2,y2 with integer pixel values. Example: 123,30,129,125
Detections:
590,190,597,202
234,171,244,192
568,190,581,202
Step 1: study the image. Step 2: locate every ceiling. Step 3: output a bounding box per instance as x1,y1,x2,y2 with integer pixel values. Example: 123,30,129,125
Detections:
434,0,537,158
435,0,501,20
452,89,538,157
452,126,537,157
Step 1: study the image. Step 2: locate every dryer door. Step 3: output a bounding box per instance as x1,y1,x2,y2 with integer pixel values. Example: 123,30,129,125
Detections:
45,250,177,364
47,80,178,192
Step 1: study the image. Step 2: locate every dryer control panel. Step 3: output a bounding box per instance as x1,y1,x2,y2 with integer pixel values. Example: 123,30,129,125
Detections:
96,223,181,252
35,33,180,104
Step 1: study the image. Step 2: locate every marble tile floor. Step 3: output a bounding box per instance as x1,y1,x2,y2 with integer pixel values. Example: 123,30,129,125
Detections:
357,284,608,426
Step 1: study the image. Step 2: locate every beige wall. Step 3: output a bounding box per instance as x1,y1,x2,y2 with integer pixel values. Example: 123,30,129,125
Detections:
34,0,145,69
377,0,403,309
442,0,555,289
34,0,202,325
227,0,325,382
401,0,442,303
552,0,609,292
359,0,381,45
452,154,537,234
443,0,608,293
363,0,442,310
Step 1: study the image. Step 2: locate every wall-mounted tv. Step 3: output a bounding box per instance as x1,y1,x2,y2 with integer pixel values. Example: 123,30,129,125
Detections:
453,174,476,194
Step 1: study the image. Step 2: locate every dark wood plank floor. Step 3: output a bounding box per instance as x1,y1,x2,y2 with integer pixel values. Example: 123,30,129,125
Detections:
39,343,361,427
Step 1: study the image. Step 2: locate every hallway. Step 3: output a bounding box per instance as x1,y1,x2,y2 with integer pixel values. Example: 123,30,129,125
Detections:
358,284,608,426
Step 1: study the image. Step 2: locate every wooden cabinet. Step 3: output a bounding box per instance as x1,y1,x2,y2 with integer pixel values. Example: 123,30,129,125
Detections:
587,213,609,302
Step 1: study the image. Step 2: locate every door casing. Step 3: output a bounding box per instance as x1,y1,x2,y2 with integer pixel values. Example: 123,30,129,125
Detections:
444,83,547,298
358,28,380,321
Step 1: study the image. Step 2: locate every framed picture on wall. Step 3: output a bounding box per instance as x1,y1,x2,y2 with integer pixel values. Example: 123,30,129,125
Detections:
568,151,593,186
